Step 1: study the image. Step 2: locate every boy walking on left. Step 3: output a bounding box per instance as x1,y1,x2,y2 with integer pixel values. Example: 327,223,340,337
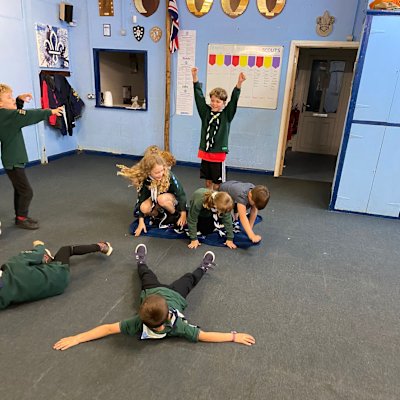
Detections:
0,83,63,230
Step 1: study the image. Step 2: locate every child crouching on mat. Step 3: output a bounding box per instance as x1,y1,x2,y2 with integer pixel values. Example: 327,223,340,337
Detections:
187,188,236,249
219,181,270,243
117,153,187,236
0,240,113,310
53,244,255,350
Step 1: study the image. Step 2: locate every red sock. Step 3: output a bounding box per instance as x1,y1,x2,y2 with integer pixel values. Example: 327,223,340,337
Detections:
16,216,27,221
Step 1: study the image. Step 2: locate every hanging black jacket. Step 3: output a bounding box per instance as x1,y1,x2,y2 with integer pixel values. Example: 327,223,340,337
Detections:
40,72,84,136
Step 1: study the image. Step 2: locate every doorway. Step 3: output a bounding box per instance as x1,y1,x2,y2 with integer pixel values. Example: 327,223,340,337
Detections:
275,41,359,184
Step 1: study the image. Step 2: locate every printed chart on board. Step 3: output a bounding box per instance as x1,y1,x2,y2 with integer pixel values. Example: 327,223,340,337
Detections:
206,44,283,109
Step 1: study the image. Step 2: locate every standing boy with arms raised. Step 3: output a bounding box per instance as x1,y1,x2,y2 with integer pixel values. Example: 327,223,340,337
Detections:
0,84,63,230
192,67,246,190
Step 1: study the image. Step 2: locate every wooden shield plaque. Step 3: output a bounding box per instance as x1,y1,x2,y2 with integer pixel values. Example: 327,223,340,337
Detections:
221,0,249,18
133,0,160,17
257,0,286,19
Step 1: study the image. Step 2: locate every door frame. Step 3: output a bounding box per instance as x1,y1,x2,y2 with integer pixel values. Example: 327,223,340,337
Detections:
274,40,359,177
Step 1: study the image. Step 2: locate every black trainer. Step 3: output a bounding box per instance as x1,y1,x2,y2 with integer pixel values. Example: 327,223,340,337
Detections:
135,243,147,264
200,251,216,272
159,211,180,228
16,218,39,230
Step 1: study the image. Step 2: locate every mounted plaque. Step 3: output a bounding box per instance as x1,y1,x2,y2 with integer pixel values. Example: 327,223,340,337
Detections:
221,0,249,18
257,0,286,19
186,0,214,17
98,0,114,16
133,0,160,17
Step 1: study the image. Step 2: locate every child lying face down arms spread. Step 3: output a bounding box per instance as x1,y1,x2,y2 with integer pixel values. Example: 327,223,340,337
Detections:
53,244,255,350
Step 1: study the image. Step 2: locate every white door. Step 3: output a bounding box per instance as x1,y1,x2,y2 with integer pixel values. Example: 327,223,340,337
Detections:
293,51,356,155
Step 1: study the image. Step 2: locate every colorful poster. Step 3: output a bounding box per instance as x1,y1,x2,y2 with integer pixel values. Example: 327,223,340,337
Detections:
206,44,283,109
35,23,69,69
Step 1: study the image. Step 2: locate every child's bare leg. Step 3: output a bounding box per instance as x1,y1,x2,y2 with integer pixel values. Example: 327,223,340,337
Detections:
157,193,176,214
140,198,153,215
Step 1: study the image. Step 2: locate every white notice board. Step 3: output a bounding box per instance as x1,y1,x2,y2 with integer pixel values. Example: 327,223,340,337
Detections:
206,44,283,109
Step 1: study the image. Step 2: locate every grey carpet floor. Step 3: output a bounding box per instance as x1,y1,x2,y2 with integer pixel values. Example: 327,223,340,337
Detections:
0,153,399,400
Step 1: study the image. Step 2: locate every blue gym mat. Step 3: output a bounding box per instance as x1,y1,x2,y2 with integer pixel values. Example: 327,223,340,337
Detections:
129,216,262,249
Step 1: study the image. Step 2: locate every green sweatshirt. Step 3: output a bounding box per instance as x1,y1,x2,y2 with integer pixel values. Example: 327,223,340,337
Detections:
0,107,52,169
193,81,240,154
187,188,234,241
0,245,70,310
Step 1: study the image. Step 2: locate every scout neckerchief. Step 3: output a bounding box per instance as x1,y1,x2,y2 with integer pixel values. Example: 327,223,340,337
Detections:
205,111,221,151
210,210,226,238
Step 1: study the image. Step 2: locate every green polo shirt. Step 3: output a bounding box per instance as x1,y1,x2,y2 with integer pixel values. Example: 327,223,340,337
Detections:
119,287,200,342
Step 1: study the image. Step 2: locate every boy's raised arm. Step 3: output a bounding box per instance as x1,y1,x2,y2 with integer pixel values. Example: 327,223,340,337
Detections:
53,322,121,351
198,330,255,346
236,72,246,89
191,67,199,83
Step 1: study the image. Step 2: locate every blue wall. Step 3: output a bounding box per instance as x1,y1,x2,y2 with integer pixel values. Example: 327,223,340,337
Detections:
0,0,78,169
1,0,367,172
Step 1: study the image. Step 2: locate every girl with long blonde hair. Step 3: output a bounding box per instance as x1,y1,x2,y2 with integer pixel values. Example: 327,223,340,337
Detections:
117,153,187,236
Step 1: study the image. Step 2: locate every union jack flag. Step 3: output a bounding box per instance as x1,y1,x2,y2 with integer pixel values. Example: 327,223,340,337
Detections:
168,0,179,53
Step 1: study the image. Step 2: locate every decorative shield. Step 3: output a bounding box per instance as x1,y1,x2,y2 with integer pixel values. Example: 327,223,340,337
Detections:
316,11,335,37
221,0,249,18
150,26,162,43
186,0,214,17
257,0,286,19
133,25,145,41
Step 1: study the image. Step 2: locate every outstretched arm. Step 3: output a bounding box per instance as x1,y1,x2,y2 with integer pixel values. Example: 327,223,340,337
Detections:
237,203,261,243
198,330,255,346
53,322,121,351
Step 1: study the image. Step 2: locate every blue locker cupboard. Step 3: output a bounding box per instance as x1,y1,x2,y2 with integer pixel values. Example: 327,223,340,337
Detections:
331,11,400,218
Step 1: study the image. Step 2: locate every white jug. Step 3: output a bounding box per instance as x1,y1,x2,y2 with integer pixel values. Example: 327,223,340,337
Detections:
103,91,113,107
